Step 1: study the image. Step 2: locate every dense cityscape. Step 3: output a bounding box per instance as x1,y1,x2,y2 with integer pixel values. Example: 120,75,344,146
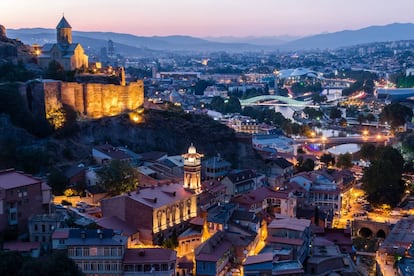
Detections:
0,9,414,276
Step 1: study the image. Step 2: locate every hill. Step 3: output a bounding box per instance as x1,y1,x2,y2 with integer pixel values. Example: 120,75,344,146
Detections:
0,107,261,174
281,23,414,50
7,28,260,54
7,23,414,53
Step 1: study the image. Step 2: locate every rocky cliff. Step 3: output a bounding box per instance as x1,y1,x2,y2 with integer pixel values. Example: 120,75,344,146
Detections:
0,24,33,64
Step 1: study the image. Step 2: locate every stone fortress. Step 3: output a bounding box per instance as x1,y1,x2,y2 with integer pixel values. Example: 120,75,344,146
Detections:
30,16,144,121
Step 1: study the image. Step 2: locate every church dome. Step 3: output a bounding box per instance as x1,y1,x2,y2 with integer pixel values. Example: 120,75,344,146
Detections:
188,144,196,154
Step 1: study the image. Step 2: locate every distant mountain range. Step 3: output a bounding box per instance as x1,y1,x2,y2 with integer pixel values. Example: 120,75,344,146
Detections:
6,23,414,55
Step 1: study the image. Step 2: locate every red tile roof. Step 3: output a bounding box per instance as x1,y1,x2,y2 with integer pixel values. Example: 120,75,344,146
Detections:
266,236,304,246
124,183,194,208
195,231,232,262
94,144,131,160
189,217,205,226
52,229,69,239
268,218,311,232
0,169,41,189
244,252,273,265
96,216,138,236
232,186,289,206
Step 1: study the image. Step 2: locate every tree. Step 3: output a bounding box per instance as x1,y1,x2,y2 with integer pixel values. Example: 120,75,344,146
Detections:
96,160,139,196
297,158,315,172
366,113,376,123
360,144,376,161
329,107,342,120
401,133,414,159
47,169,68,195
194,79,213,95
19,252,84,276
336,153,353,169
303,107,323,120
312,94,327,104
361,146,405,207
380,102,413,129
209,96,225,113
339,118,347,128
357,113,365,125
225,96,241,114
320,153,335,167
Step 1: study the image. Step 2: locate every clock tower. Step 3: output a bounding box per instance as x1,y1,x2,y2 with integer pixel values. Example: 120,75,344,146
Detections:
182,144,204,194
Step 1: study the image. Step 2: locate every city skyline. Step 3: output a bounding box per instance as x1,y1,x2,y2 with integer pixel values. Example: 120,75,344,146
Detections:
1,0,414,38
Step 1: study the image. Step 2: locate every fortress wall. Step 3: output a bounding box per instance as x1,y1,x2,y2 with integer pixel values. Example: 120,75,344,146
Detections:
43,81,62,116
127,80,144,110
36,79,144,120
83,81,144,119
60,82,85,115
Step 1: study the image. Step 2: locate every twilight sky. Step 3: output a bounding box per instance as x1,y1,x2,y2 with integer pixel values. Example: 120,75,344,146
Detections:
1,0,413,37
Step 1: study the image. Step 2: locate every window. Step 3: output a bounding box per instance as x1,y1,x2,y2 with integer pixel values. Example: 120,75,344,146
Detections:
59,239,65,245
41,224,45,232
90,247,97,256
75,247,82,256
83,248,89,256
34,224,38,231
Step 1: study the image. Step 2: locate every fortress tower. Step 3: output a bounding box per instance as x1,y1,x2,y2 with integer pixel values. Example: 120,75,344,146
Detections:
182,144,204,194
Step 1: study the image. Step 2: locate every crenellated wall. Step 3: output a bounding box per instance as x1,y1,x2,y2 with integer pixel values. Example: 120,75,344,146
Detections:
33,79,144,120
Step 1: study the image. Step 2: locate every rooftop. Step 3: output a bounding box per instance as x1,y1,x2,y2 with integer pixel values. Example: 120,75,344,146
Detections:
123,248,176,264
66,229,127,246
244,252,273,265
268,217,311,232
122,183,194,208
0,169,41,190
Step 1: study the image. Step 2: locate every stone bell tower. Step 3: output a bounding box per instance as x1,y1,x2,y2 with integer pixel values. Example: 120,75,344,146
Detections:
56,16,72,46
182,144,204,194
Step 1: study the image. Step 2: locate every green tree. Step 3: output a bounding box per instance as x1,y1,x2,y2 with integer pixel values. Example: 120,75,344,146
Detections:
194,79,213,95
362,146,405,207
43,60,75,81
357,113,365,125
96,160,139,196
336,153,353,169
209,96,225,113
297,158,315,172
320,153,335,167
19,252,84,276
329,107,342,120
0,251,26,276
303,107,324,120
360,144,377,161
339,118,347,127
312,94,327,104
225,96,241,114
380,103,413,129
366,113,376,123
47,169,69,195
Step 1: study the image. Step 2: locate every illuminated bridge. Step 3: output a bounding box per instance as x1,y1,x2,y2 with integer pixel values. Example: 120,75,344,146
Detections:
239,95,319,108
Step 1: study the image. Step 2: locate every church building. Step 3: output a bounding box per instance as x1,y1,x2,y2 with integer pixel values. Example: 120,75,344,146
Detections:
38,16,88,71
